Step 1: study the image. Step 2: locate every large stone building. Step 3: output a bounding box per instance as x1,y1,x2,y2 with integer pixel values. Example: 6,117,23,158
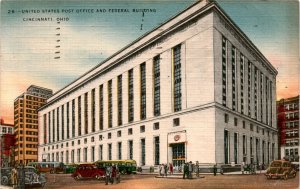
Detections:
38,0,278,167
277,95,299,162
14,85,53,165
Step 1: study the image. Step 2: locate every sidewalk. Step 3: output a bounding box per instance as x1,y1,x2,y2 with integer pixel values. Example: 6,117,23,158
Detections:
0,185,13,189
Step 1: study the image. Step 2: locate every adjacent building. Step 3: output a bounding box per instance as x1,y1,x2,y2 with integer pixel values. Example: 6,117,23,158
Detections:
14,85,53,165
0,119,15,167
38,0,278,167
277,95,299,162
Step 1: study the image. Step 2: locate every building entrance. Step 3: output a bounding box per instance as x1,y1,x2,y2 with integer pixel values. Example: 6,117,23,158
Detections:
171,143,185,168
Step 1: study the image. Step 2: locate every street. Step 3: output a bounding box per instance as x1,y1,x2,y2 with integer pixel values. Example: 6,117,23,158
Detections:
31,173,299,189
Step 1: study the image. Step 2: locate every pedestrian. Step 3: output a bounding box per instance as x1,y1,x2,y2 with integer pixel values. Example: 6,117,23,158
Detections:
183,163,189,179
188,161,193,179
195,161,200,178
164,163,168,177
241,162,245,174
169,163,174,175
105,165,112,185
115,164,120,183
159,164,162,176
11,166,18,189
213,164,217,176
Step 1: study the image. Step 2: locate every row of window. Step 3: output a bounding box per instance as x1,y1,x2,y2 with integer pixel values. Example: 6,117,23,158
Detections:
47,136,160,166
44,44,182,144
222,36,273,126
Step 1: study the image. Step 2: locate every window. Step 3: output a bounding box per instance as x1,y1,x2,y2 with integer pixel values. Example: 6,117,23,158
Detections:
77,149,81,162
140,125,145,133
108,132,111,139
78,96,82,136
91,146,95,162
224,130,229,164
71,150,74,163
117,130,122,137
128,69,134,122
173,45,182,112
243,135,247,156
48,112,51,143
232,46,236,111
84,138,87,144
224,114,229,123
118,142,122,160
140,63,146,120
67,102,70,139
153,122,159,130
128,128,133,135
234,133,238,164
99,145,103,160
91,89,95,132
250,124,253,131
154,136,160,165
83,148,87,162
72,141,74,146
234,117,238,126
117,75,122,126
108,144,112,160
141,138,146,166
99,135,103,141
91,136,94,142
242,121,245,129
78,140,80,145
173,118,180,127
61,105,64,140
99,85,103,130
222,36,227,106
153,56,161,116
128,140,133,160
108,80,113,128
66,142,69,147
52,109,55,142
84,92,88,134
240,54,245,114
248,61,252,117
43,114,47,144
72,99,75,137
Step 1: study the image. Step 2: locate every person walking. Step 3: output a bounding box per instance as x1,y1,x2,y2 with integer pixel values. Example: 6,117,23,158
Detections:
188,161,193,179
159,164,162,176
164,163,168,177
105,165,112,185
195,161,200,178
213,164,217,176
169,163,174,175
11,166,18,189
183,163,189,179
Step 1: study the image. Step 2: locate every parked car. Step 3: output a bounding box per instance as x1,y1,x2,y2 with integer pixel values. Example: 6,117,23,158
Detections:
265,160,297,180
23,166,47,187
72,163,105,180
1,167,12,186
64,163,78,174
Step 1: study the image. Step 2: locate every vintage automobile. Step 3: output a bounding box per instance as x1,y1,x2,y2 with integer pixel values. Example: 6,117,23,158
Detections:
1,167,12,186
63,163,78,174
23,166,47,187
72,163,105,180
265,160,297,180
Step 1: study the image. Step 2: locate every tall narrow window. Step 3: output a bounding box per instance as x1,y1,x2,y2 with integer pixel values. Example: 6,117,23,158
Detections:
118,142,122,160
232,46,236,111
265,78,269,125
66,150,69,163
222,36,227,106
48,112,51,143
99,85,103,130
243,135,247,162
78,96,81,136
267,142,270,164
72,99,75,137
262,140,265,164
234,132,238,164
256,138,260,165
118,75,123,126
83,148,87,162
61,105,64,140
240,54,244,114
248,61,252,117
173,44,182,112
52,109,55,142
84,92,88,134
140,63,146,120
99,145,103,160
254,67,258,119
269,81,273,126
67,102,70,139
250,137,253,164
224,130,229,164
91,89,95,132
154,136,160,165
57,107,60,141
141,138,146,166
108,80,113,128
43,114,47,144
260,73,263,122
153,56,161,116
77,149,81,163
108,143,112,160
91,146,95,162
128,69,134,122
129,140,133,160
71,150,74,163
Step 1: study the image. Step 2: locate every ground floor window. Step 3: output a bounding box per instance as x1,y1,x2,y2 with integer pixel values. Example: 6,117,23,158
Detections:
224,130,229,164
91,146,95,162
71,150,74,163
234,132,238,164
77,149,81,162
128,140,133,160
84,148,87,162
154,136,160,165
108,144,112,160
118,142,122,160
99,145,103,160
141,139,145,166
66,150,69,163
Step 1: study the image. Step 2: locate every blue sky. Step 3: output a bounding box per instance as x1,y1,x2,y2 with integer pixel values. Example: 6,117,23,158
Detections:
0,0,299,123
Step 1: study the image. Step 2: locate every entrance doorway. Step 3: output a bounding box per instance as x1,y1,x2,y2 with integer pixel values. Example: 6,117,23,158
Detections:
171,143,185,168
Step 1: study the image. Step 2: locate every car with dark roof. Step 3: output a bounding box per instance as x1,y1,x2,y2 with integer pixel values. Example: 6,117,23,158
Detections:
72,163,105,180
265,160,297,180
